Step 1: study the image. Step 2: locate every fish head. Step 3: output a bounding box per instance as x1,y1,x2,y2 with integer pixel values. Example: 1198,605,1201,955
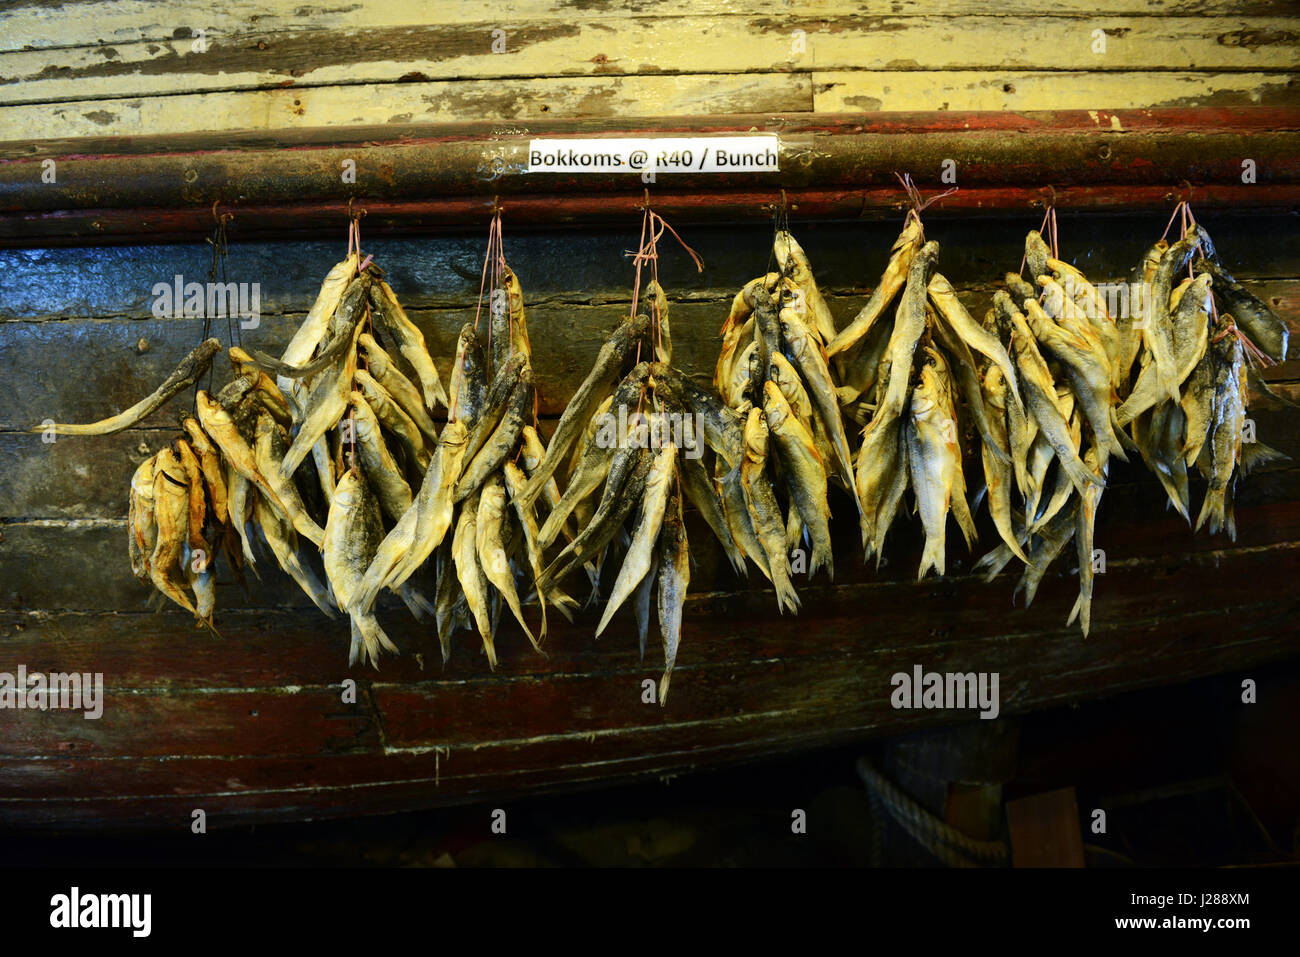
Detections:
503,267,524,309
761,380,790,427
331,469,366,512
227,345,257,375
777,277,805,314
195,391,230,427
520,424,545,469
152,450,189,501
741,273,780,310
743,405,768,459
481,477,507,512
772,230,799,272
441,419,470,451
778,312,806,352
131,454,158,499
896,216,924,252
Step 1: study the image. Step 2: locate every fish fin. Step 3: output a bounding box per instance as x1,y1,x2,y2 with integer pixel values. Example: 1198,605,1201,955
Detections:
352,613,398,668
1066,593,1087,635
1246,365,1300,410
1115,415,1141,457
548,588,581,623
951,492,978,551
398,584,437,621
1240,440,1288,475
975,542,1018,582
658,667,674,707
1060,450,1106,497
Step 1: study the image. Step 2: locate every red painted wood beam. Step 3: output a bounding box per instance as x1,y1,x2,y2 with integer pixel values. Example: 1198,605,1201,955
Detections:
0,109,1295,246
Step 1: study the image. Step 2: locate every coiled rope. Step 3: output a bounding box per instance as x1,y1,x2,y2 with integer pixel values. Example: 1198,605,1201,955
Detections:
856,757,1011,868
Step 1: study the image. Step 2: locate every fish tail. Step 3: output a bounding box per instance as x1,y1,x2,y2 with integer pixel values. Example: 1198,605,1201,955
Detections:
283,552,337,619
548,588,581,623
771,561,801,614
398,584,436,621
723,539,748,576
916,534,946,580
975,543,1017,582
480,631,499,669
658,667,674,707
348,619,363,666
813,543,834,582
351,613,395,665
991,506,1031,565
1163,377,1182,406
1195,487,1225,535
1105,424,1130,464
1066,592,1092,637
1156,470,1191,522
504,589,540,653
1062,452,1105,497
1240,440,1289,475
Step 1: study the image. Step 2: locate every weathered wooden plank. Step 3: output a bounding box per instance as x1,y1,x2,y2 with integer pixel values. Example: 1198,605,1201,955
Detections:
14,187,1300,246
6,70,1296,140
0,688,380,758
3,17,1295,108
0,606,1294,827
0,428,159,520
376,600,1300,749
5,604,1294,805
0,74,812,141
6,1,1291,54
1,217,1295,320
814,70,1299,112
4,111,1296,246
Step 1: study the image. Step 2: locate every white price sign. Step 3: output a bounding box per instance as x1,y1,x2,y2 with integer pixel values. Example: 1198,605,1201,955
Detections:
526,135,779,173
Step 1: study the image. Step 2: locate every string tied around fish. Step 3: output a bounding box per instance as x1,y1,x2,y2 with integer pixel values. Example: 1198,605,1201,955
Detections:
1018,191,1060,278
624,196,703,414
199,201,236,399
345,201,374,477
895,171,957,245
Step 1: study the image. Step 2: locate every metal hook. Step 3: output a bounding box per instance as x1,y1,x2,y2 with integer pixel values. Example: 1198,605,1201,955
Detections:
347,196,367,221
211,199,233,225
1037,184,1058,210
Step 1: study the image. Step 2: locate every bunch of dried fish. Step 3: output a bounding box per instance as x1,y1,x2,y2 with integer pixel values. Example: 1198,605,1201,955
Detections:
1115,212,1287,536
714,229,857,607
834,213,1026,580
970,225,1123,635
211,253,458,664
523,214,737,700
58,246,457,648
34,336,237,627
342,257,583,670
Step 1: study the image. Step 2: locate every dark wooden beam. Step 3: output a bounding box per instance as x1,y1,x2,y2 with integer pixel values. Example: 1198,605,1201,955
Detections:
1,109,1296,246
